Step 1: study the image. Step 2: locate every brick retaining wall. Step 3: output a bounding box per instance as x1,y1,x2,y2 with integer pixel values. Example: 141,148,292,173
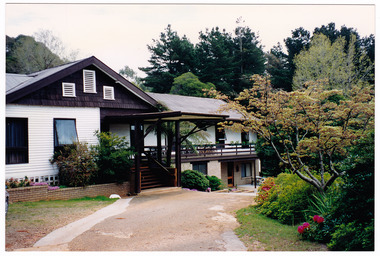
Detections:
6,182,130,203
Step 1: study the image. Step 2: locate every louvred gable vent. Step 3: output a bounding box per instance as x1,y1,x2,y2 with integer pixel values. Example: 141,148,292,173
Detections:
62,83,76,97
83,70,96,93
103,86,115,100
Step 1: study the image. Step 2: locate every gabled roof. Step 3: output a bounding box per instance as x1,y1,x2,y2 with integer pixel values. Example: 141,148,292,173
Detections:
6,56,157,107
148,92,243,121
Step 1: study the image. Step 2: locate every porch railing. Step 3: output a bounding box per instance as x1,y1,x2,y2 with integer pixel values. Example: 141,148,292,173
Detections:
143,143,256,161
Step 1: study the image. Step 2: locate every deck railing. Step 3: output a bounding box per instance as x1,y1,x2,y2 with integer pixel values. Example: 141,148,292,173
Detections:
143,143,256,161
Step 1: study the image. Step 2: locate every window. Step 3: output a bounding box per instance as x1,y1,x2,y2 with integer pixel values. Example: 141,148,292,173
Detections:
62,83,76,97
103,86,115,100
192,162,208,175
241,131,249,148
54,119,78,148
83,69,96,93
241,163,252,178
6,118,28,164
215,125,225,149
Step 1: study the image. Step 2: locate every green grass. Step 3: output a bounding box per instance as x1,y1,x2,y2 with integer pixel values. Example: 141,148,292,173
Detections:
235,206,328,251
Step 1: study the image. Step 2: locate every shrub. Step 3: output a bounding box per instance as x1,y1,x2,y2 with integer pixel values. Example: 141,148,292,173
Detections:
206,175,222,191
181,170,209,191
51,142,97,187
255,173,316,225
91,131,135,184
328,220,374,251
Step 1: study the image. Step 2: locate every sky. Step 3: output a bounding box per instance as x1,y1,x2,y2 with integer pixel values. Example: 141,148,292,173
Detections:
4,1,377,77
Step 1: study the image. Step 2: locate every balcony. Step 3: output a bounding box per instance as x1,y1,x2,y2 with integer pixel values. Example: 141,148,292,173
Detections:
144,143,257,162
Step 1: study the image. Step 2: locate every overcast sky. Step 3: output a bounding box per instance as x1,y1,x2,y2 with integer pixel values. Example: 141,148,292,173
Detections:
4,1,376,77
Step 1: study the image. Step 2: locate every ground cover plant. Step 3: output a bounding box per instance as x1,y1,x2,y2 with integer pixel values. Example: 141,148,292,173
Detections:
5,196,117,251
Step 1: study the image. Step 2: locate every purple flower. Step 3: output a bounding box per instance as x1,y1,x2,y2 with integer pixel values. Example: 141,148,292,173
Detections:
47,186,59,191
31,182,48,186
206,187,211,192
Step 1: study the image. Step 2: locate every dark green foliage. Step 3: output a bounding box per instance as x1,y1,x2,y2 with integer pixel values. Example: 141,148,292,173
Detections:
139,24,197,93
255,173,316,225
326,131,374,250
255,137,284,177
51,142,97,187
140,24,265,96
206,175,222,191
6,34,64,74
328,220,374,251
91,131,135,184
181,170,209,191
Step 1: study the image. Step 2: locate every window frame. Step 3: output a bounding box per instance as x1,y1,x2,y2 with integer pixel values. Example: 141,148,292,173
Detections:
53,118,79,150
241,162,252,178
62,82,76,97
83,69,96,93
192,161,208,175
6,117,29,164
103,86,115,100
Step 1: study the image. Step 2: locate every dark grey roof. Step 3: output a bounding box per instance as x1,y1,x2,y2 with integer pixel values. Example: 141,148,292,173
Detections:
148,92,242,120
6,60,82,95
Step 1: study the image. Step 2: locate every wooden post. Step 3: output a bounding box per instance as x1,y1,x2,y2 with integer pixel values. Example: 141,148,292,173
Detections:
175,120,181,187
157,119,162,163
253,160,257,188
134,121,141,194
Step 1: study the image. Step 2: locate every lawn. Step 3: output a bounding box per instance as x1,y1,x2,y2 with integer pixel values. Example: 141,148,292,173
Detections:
235,206,328,251
5,196,118,251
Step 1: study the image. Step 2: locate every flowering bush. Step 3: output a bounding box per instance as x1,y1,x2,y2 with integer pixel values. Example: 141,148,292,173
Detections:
5,177,31,188
298,215,326,241
254,177,275,205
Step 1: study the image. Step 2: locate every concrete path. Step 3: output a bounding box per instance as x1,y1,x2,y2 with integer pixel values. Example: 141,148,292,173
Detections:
20,187,256,251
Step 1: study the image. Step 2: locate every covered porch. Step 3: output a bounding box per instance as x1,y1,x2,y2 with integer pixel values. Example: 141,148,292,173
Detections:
103,111,228,193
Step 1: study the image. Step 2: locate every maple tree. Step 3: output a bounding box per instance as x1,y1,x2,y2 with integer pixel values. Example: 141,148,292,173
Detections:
210,75,374,193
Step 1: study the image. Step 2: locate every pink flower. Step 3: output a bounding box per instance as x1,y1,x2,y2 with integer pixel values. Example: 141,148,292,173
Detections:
313,215,325,224
297,225,305,234
298,222,310,234
302,222,310,229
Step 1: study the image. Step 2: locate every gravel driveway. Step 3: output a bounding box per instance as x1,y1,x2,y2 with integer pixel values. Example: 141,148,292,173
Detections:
23,188,256,251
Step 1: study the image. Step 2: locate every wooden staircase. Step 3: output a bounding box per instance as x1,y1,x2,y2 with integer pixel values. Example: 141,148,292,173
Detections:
140,166,169,190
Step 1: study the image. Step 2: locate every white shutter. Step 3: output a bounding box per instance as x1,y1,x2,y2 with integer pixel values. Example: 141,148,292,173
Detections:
62,83,76,97
103,86,115,100
83,70,96,93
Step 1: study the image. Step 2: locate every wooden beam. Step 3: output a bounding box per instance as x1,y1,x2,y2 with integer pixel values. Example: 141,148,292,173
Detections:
175,120,181,187
134,120,142,194
157,119,162,163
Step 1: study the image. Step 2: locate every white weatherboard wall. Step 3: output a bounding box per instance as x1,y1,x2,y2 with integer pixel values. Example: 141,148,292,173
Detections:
6,104,100,180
